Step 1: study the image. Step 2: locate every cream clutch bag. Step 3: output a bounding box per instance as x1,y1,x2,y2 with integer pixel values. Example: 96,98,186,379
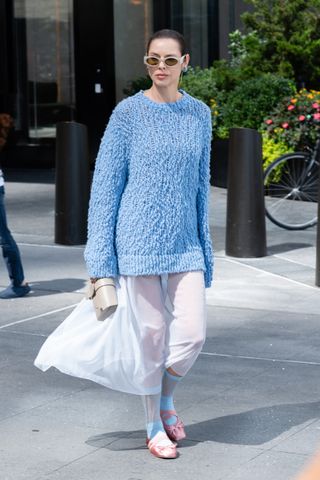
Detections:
86,278,118,321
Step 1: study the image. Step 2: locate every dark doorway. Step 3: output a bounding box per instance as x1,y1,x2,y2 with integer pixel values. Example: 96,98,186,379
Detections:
73,0,116,162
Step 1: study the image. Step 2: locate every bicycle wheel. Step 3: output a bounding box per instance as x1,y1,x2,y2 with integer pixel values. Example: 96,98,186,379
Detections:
264,152,319,230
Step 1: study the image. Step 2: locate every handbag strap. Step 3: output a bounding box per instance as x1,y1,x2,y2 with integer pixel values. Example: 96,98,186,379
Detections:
87,278,116,299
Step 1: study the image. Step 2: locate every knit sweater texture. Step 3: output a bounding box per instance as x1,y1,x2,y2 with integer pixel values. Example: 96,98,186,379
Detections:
84,88,214,288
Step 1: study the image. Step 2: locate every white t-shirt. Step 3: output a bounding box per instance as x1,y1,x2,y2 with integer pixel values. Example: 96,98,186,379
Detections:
0,169,4,187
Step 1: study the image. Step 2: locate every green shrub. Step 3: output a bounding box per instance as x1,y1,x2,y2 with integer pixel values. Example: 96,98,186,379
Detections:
241,0,320,89
222,74,296,132
180,66,224,135
123,75,152,97
180,66,220,105
202,60,244,97
262,134,290,184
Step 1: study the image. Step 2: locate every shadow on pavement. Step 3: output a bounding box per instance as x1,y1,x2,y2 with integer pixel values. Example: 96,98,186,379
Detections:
268,243,313,255
27,278,87,295
86,400,320,450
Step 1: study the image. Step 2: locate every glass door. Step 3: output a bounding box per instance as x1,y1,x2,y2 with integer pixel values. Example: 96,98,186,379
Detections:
14,0,75,140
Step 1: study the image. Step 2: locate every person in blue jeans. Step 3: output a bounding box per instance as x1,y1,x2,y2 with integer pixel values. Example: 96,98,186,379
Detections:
0,174,30,299
0,112,30,299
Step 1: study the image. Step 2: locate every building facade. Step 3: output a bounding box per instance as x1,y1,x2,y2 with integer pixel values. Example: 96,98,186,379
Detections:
0,0,248,165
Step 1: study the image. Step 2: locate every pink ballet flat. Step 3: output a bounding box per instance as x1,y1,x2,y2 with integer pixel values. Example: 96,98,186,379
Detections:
146,432,178,459
160,410,186,442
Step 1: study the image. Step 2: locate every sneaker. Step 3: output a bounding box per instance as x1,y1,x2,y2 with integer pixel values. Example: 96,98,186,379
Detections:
0,283,31,299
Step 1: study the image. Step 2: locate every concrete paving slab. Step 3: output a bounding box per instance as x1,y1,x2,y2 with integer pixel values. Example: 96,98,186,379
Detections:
0,357,89,420
0,385,146,480
186,393,319,448
235,255,316,287
274,246,316,269
204,306,320,363
3,179,55,239
178,360,320,447
0,309,74,337
0,291,82,325
26,385,145,430
221,450,307,480
32,438,263,480
271,418,320,455
223,362,320,405
175,354,274,401
207,256,320,315
0,244,87,291
1,413,96,480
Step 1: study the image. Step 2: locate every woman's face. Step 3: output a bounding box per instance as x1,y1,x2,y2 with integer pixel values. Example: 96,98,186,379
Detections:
146,38,189,89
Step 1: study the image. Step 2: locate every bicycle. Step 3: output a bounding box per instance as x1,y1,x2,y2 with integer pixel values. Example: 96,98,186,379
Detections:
263,132,320,230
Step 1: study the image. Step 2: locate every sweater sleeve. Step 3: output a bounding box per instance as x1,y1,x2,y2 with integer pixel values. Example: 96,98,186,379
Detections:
84,104,129,278
197,105,214,288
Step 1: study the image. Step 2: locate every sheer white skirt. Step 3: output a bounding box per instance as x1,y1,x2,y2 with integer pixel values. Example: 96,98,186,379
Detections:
34,270,207,395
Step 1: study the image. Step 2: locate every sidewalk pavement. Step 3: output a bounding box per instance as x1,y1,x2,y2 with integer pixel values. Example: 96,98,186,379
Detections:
0,168,320,480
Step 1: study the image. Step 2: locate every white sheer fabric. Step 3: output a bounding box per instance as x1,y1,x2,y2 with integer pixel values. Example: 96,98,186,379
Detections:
34,270,206,395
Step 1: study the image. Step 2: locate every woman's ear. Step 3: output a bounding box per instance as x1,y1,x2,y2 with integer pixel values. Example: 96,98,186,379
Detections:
182,53,190,72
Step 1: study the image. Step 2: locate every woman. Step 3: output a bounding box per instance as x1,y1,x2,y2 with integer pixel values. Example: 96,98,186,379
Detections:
34,29,214,460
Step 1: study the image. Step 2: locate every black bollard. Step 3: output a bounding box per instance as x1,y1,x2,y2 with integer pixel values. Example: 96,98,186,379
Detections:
55,121,90,245
316,161,320,286
226,127,267,257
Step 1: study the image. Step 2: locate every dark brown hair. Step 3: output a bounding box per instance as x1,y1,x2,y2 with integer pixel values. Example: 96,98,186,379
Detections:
146,29,187,55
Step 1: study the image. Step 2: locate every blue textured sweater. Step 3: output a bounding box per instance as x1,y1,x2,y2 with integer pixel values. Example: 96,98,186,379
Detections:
84,88,214,288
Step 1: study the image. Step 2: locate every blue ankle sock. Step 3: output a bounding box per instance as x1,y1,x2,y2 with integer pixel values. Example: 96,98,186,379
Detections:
160,370,183,426
147,420,165,439
160,394,175,411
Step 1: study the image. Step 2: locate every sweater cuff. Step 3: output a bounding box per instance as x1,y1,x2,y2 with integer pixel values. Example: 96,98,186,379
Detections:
203,244,214,288
204,264,213,288
85,255,118,278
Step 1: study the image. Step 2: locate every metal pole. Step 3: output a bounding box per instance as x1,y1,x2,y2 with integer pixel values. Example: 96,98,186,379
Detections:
226,127,267,257
55,121,90,245
315,160,320,286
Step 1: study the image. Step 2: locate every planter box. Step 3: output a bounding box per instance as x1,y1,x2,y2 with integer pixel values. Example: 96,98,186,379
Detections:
210,138,229,188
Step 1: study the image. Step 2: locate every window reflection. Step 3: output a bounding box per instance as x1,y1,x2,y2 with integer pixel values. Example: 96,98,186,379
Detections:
14,0,75,139
114,0,153,102
182,0,209,68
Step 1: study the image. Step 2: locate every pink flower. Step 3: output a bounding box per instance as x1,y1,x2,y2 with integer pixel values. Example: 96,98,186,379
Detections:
299,115,306,121
265,119,273,125
313,113,320,120
312,102,319,109
282,122,289,129
287,105,295,111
